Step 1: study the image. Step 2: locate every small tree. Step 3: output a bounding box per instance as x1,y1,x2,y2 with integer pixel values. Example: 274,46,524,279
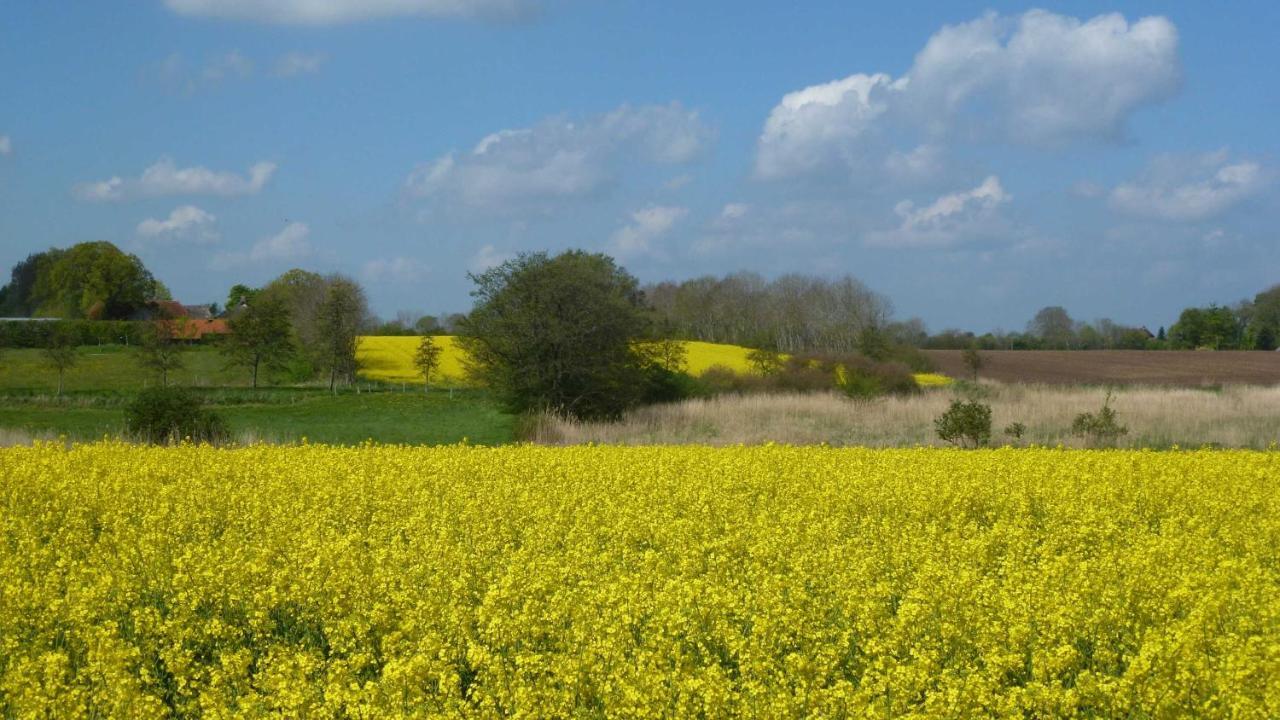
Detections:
137,318,186,387
222,294,295,388
317,277,367,393
962,346,984,381
1071,391,1128,448
1003,421,1026,444
43,327,78,397
650,338,688,373
935,399,992,448
414,335,444,391
746,348,784,376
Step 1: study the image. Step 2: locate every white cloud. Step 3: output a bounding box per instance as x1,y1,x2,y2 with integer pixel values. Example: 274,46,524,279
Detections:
136,205,219,243
719,203,749,222
164,0,536,25
1109,151,1266,222
469,244,514,273
274,52,326,77
0,135,11,156
756,10,1180,179
362,256,429,283
203,50,253,81
609,205,687,258
868,175,1011,247
405,103,713,214
77,157,276,201
212,222,311,269
756,73,902,179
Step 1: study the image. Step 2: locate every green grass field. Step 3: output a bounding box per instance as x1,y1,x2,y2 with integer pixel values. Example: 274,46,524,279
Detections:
0,345,515,445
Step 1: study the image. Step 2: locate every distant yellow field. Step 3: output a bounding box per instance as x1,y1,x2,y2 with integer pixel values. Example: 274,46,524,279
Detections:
357,337,762,385
357,336,950,387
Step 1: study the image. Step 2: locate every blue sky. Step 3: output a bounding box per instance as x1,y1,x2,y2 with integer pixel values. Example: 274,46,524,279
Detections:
1,1,1276,332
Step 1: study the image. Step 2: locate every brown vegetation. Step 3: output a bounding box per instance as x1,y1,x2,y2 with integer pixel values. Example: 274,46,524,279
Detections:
926,350,1280,386
528,384,1280,449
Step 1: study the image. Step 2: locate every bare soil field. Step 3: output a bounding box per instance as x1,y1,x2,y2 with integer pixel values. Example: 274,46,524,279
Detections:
926,350,1280,386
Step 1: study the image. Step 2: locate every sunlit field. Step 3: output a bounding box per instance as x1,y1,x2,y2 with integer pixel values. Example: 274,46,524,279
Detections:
357,336,945,386
3,442,1277,716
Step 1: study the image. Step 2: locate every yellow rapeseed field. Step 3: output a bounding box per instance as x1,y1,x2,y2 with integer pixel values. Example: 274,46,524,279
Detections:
356,336,949,387
2,442,1277,717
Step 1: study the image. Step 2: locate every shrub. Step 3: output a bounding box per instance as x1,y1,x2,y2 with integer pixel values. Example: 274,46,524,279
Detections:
1071,391,1128,448
1004,422,1027,442
935,400,992,448
124,387,229,445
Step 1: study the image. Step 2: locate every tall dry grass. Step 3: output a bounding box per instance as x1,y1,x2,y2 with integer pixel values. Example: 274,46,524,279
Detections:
528,384,1280,449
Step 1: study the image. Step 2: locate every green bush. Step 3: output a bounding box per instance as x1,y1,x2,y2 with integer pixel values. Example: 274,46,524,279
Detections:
124,387,229,445
1071,392,1128,448
935,399,992,448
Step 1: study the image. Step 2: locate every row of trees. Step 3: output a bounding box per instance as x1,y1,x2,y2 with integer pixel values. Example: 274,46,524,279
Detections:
644,272,892,353
0,242,166,319
222,270,371,390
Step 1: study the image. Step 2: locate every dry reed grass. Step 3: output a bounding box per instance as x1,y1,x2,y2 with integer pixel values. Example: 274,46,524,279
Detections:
529,383,1280,449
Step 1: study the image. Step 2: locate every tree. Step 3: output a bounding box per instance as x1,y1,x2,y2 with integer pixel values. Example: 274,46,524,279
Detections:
934,399,992,449
1027,306,1076,349
316,276,367,392
0,249,66,316
42,326,78,397
137,315,186,387
413,336,444,391
1247,284,1280,350
1168,305,1244,349
33,242,157,319
222,294,295,388
225,284,258,313
458,250,655,420
961,346,983,380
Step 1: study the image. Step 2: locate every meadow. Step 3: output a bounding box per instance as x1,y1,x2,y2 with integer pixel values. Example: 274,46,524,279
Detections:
2,442,1277,716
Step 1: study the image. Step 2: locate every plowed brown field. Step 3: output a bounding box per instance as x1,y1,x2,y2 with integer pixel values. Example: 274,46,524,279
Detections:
925,350,1280,386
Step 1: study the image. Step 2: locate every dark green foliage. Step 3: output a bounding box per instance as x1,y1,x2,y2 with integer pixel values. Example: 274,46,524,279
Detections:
413,336,443,388
0,249,66,316
0,320,146,348
1004,422,1026,442
1168,305,1246,350
746,349,785,376
1071,392,1128,448
935,399,992,448
317,277,367,392
124,387,229,445
458,250,659,421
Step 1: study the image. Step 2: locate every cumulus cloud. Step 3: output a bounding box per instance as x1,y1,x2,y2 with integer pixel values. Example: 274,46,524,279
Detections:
274,52,325,77
212,222,311,269
163,0,536,25
76,157,276,201
756,10,1180,179
868,176,1011,247
136,205,219,243
0,135,11,156
1109,151,1266,222
609,205,687,258
405,103,713,214
362,256,429,283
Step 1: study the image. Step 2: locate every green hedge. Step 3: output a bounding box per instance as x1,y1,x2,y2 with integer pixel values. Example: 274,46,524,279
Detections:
0,320,150,348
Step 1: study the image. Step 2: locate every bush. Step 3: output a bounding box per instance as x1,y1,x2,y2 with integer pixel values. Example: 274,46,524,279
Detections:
1071,392,1128,448
935,400,992,448
639,364,705,405
1004,422,1027,442
124,387,229,445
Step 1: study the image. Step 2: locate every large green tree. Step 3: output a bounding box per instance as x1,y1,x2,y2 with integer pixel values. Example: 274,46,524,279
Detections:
222,294,295,388
1168,305,1246,350
31,242,156,319
1246,284,1280,350
0,249,66,316
316,276,368,392
458,250,656,421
